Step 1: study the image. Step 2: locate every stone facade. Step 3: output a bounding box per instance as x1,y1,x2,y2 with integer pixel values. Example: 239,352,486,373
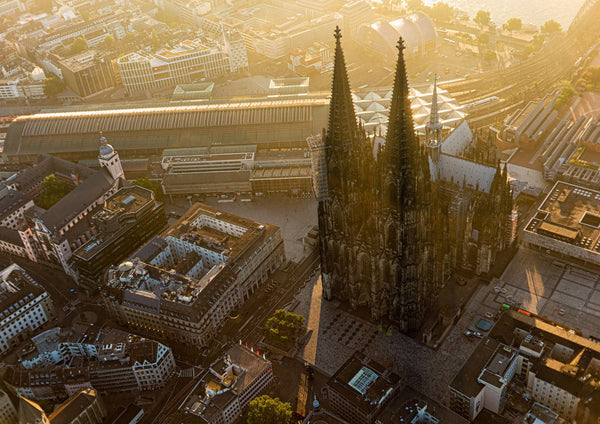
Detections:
317,29,513,332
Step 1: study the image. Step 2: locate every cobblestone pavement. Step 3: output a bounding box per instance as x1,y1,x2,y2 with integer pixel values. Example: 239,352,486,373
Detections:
293,273,486,404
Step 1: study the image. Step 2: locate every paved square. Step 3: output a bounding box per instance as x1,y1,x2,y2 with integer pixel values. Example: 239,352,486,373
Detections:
292,273,484,404
497,247,600,337
203,196,317,261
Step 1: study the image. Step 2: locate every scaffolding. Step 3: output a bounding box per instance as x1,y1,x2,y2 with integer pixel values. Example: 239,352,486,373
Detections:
307,134,329,201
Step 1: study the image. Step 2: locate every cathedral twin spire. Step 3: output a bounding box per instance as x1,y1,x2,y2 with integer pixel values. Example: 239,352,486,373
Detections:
327,30,425,186
327,27,359,154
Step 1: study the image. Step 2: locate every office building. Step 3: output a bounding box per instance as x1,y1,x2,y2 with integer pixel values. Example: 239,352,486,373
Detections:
102,203,284,348
117,36,247,95
57,50,115,98
72,185,166,285
523,181,600,265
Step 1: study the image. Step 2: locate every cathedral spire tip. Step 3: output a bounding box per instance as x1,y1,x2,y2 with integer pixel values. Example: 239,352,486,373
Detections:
334,26,342,41
397,37,406,51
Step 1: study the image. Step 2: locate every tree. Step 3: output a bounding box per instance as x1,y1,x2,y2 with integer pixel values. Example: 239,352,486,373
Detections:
43,76,65,98
474,10,491,28
429,2,454,22
483,49,496,62
554,82,576,110
583,66,600,86
247,396,291,424
476,32,489,46
70,36,88,55
36,174,72,209
101,34,115,50
151,29,161,49
124,32,136,44
502,17,522,32
263,309,305,347
540,19,561,34
405,0,424,11
133,178,163,200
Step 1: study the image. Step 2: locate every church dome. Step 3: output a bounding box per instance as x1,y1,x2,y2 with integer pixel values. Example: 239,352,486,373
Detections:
99,143,114,156
99,133,114,157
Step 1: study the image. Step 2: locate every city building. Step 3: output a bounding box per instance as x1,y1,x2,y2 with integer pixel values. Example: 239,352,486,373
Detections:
200,4,343,59
501,91,558,145
117,35,247,95
316,30,512,331
377,388,470,424
9,146,122,276
340,0,374,38
176,343,274,423
288,44,333,76
524,403,559,424
303,397,349,424
523,181,600,265
324,351,401,424
102,202,284,348
72,185,167,286
448,338,519,420
0,0,25,17
33,11,129,51
12,388,107,424
48,388,107,424
0,264,55,355
448,309,600,422
0,388,17,424
160,145,313,196
18,396,49,424
3,327,176,400
57,50,116,98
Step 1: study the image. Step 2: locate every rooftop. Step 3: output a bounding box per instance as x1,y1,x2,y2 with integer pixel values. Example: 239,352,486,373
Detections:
525,181,600,252
181,344,271,418
48,388,99,424
327,352,400,415
0,264,46,320
57,49,106,73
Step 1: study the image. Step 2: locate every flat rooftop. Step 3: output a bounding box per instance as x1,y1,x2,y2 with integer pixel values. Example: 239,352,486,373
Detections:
327,352,400,414
525,181,600,251
104,185,153,215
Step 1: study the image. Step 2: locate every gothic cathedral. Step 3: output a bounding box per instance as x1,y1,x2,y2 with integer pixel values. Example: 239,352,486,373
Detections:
317,28,514,332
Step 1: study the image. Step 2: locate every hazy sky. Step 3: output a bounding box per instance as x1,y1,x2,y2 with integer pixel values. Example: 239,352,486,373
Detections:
423,0,586,27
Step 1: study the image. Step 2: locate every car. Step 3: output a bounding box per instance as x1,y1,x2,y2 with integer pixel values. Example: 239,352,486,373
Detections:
69,288,77,294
